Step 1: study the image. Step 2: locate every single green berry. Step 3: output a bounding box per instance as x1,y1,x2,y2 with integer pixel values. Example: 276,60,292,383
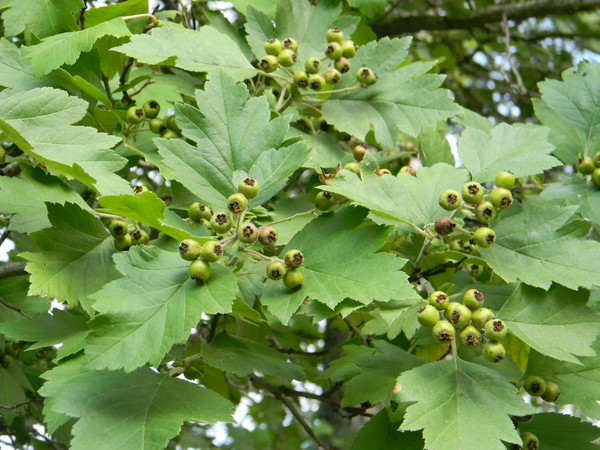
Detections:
463,289,484,310
0,147,5,163
417,304,440,327
474,201,497,224
257,226,278,247
126,106,145,124
2,354,14,368
376,168,391,176
449,237,476,254
334,57,351,73
459,325,482,347
149,118,166,134
341,40,356,58
200,240,223,262
577,156,596,175
444,302,472,330
189,259,211,283
592,168,600,188
283,37,298,52
434,217,455,235
237,222,258,244
284,249,304,268
467,263,485,278
462,182,485,205
356,67,378,85
178,239,202,261
495,171,515,189
283,268,304,289
326,28,343,43
541,381,560,402
259,55,279,73
209,212,232,234
188,202,212,222
594,151,600,168
483,341,505,363
227,193,249,214
432,320,455,343
133,185,149,196
520,432,539,450
278,48,298,67
484,318,507,339
439,189,462,211
314,191,335,210
109,219,128,239
397,166,415,176
238,177,259,199
325,41,343,60
344,162,361,175
305,57,321,74
142,100,160,119
353,144,367,162
294,70,309,88
324,68,341,85
264,38,283,55
114,234,132,251
524,375,547,397
266,259,287,280
308,73,326,91
162,129,178,139
472,307,494,330
490,188,513,210
428,291,449,311
166,115,181,133
473,227,496,248
131,229,150,245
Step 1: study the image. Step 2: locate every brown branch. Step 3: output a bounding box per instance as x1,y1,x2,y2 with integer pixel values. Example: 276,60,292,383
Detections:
0,262,27,280
375,0,600,34
0,296,31,319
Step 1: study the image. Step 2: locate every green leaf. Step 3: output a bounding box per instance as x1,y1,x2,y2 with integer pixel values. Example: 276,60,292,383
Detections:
479,200,600,290
458,123,560,182
40,359,234,450
84,246,237,371
0,165,92,233
321,39,459,149
397,359,534,450
0,0,81,38
85,0,148,28
21,203,121,313
0,48,46,90
23,18,131,77
0,87,129,195
231,0,278,18
518,413,599,450
261,207,418,323
324,160,469,228
346,0,390,18
113,26,255,82
202,333,305,381
540,175,600,228
0,276,50,321
0,365,33,422
498,284,599,364
417,126,455,167
351,409,424,450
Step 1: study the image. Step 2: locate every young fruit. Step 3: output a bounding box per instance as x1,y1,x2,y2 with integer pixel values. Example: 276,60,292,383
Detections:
238,177,259,199
467,263,484,278
462,182,485,205
472,307,494,330
459,325,482,347
490,188,513,209
592,168,600,188
142,100,160,119
109,219,128,239
283,269,304,288
397,166,415,176
428,291,449,310
324,68,341,85
341,40,356,58
315,191,335,210
259,55,279,73
473,227,496,248
227,193,249,214
283,37,298,52
308,73,326,91
266,259,287,280
278,48,298,67
353,144,367,161
344,162,361,175
495,171,515,189
541,381,560,402
434,217,455,235
483,341,505,363
149,118,166,134
132,185,149,195
524,375,547,397
238,222,258,244
200,240,223,262
188,203,212,222
178,239,202,261
114,234,132,251
444,302,472,330
326,28,343,43
162,129,178,139
432,320,455,343
439,189,462,211
417,304,439,327
305,57,321,74
450,237,476,254
131,229,150,245
166,115,182,133
325,41,343,60
294,70,309,88
520,432,539,450
463,289,484,310
189,259,211,283
484,318,507,339
284,249,304,268
474,201,497,224
577,156,596,175
264,38,283,55
257,226,278,247
209,213,232,234
356,67,378,85
335,57,351,73
594,151,600,167
126,106,145,124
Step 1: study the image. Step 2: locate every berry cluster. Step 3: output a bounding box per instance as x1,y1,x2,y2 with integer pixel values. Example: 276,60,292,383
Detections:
522,375,560,402
417,289,508,363
576,152,600,188
0,340,20,368
109,217,150,250
125,99,181,139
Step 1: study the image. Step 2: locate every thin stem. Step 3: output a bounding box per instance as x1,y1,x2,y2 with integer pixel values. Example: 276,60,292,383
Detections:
0,296,31,319
122,14,160,26
267,209,317,226
101,75,114,106
242,248,272,262
207,314,221,344
301,83,362,96
414,238,433,272
343,317,371,347
0,262,27,280
94,212,125,220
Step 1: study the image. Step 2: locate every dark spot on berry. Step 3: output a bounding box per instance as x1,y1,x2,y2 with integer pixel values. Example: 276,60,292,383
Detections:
447,194,458,204
133,186,144,193
435,293,448,305
474,290,484,301
148,101,158,109
438,331,454,342
132,230,142,240
486,234,495,244
326,44,336,55
266,231,277,243
291,284,303,292
216,214,228,225
360,68,369,77
310,80,321,89
483,208,493,218
291,252,303,265
134,108,144,118
260,59,270,70
501,197,512,208
448,311,460,325
338,63,350,73
266,38,276,44
493,354,504,363
114,225,124,235
322,192,332,200
298,79,309,88
229,201,242,213
243,226,254,237
213,245,223,256
178,242,188,254
465,334,480,346
271,269,282,278
468,184,479,195
417,306,426,314
330,74,340,83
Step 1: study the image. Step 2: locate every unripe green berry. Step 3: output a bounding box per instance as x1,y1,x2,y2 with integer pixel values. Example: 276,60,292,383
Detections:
284,249,304,268
417,304,440,327
495,171,515,189
444,302,472,330
149,118,166,134
126,106,145,124
278,48,298,67
484,318,507,339
264,38,283,55
308,73,326,91
341,40,356,58
524,375,546,397
459,325,482,347
142,100,160,119
162,129,178,139
473,227,496,248
283,37,298,52
200,240,223,262
592,168,600,188
209,212,232,234
397,166,415,176
344,162,361,174
2,354,14,368
483,341,505,363
178,239,202,261
238,177,259,199
490,188,513,209
326,28,343,43
131,229,150,245
314,191,335,210
257,226,278,247
238,222,258,244
324,68,341,85
432,320,455,343
450,237,476,254
166,115,181,133
189,259,211,283
283,268,304,288
376,168,391,176
334,57,351,73
266,259,287,280
259,55,279,73
353,144,367,162
325,41,343,60
474,201,497,224
305,57,321,74
428,291,449,310
294,70,309,88
472,307,494,330
227,193,249,214
577,156,595,175
462,182,485,205
434,217,455,235
114,234,132,251
520,432,539,450
463,289,484,310
439,189,462,211
467,263,485,278
541,381,560,402
594,151,600,168
188,202,212,222
109,219,128,239
356,67,378,85
132,185,149,196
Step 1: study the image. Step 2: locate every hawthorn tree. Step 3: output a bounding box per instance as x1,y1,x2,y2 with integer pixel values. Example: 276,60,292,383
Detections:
0,0,600,449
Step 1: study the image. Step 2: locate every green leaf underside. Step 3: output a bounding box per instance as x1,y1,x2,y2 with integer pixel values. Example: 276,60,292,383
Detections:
261,207,418,323
417,126,455,167
84,0,148,28
498,284,599,364
540,176,600,227
398,359,534,450
85,246,237,371
40,359,234,450
518,413,600,450
351,409,424,450
0,48,47,90
0,0,81,38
